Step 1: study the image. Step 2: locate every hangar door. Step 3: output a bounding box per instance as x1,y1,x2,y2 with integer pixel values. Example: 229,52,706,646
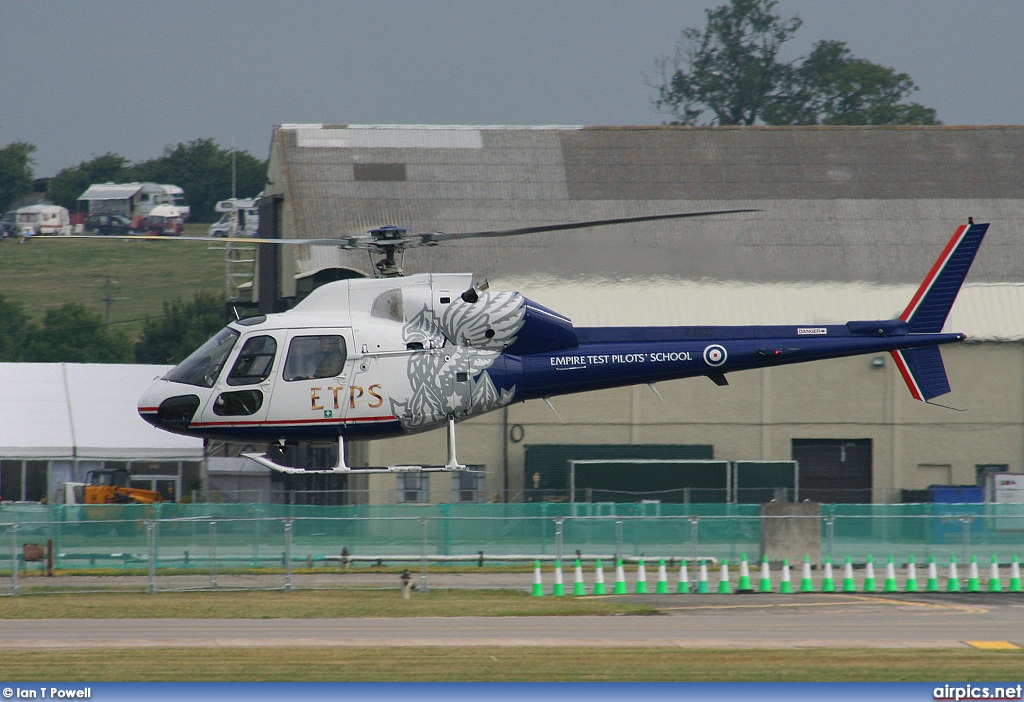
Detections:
791,439,872,503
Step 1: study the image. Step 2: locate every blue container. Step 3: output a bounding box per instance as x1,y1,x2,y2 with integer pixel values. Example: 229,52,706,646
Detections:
928,485,984,503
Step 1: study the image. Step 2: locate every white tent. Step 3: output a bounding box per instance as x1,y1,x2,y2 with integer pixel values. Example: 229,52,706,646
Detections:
0,363,203,460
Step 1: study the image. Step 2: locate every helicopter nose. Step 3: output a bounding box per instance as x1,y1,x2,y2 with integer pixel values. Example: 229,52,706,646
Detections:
138,382,202,434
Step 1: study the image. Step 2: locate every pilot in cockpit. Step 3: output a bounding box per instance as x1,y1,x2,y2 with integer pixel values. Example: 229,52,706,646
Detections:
313,336,345,377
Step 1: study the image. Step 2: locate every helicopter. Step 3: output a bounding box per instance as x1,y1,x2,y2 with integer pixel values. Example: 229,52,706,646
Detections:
126,212,987,474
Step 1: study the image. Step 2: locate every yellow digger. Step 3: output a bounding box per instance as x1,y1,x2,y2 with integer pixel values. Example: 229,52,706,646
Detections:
60,468,163,505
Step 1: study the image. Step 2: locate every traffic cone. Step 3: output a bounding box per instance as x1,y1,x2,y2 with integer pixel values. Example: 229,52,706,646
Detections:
925,556,939,592
820,556,835,593
799,555,814,593
552,559,565,596
676,560,690,594
947,556,960,592
737,554,753,592
779,559,793,594
1008,556,1022,592
863,556,876,592
758,555,773,593
655,558,669,594
531,560,544,597
841,556,856,592
696,560,710,594
966,555,981,592
883,556,898,592
717,560,731,594
572,558,586,596
987,555,1002,593
592,558,607,595
635,557,648,594
613,558,627,595
905,556,919,593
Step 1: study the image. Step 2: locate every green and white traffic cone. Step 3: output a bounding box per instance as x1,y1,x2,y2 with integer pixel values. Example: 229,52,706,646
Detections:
799,555,814,593
966,555,981,592
696,560,710,594
987,555,1002,593
531,560,544,597
737,553,753,593
1008,556,1022,592
925,556,939,592
863,555,877,593
883,555,898,592
655,558,669,594
947,556,960,592
778,559,793,594
572,558,586,596
758,555,773,593
717,560,732,594
820,556,835,593
841,556,856,593
676,560,690,594
592,558,607,595
613,558,627,595
905,555,919,593
552,559,565,596
635,557,648,594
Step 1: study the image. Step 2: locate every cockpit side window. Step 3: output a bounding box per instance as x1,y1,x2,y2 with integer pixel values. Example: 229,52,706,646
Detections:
283,335,348,381
163,327,239,388
226,335,277,386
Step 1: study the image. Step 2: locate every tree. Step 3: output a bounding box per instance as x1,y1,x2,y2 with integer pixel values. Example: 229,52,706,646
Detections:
652,0,939,126
652,0,800,126
22,303,132,363
135,292,227,364
128,139,267,222
46,153,131,213
767,40,939,125
0,142,37,213
0,294,36,361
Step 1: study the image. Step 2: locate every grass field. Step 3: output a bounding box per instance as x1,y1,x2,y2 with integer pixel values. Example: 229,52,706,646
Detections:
0,224,230,341
0,589,1020,681
3,647,1022,682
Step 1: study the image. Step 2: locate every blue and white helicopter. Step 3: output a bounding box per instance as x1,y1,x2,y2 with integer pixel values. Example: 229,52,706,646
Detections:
135,213,988,473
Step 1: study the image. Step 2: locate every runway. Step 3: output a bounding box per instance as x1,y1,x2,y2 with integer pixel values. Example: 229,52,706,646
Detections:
2,593,1022,649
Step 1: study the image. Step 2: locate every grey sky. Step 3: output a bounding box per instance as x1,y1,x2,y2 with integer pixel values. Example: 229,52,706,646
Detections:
3,0,1022,178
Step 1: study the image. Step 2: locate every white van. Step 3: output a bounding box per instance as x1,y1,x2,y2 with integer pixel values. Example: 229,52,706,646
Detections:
16,204,72,236
209,197,259,237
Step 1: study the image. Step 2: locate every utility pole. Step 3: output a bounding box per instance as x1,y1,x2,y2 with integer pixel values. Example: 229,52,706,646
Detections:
102,277,127,325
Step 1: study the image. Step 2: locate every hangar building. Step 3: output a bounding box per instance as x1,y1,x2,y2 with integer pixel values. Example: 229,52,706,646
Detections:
256,124,1024,504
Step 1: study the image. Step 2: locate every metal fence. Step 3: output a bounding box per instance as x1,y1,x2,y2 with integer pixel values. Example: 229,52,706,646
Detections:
2,501,1022,593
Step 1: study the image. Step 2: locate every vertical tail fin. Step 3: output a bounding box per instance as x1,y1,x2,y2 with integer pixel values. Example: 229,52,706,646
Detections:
893,221,988,402
899,221,988,333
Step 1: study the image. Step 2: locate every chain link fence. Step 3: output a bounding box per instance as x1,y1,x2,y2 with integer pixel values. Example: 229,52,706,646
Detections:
2,501,1022,594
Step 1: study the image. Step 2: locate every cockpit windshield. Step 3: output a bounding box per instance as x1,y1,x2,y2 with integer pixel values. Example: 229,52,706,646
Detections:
163,327,239,388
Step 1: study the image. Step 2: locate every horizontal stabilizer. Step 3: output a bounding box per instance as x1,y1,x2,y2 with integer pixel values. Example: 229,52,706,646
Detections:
891,346,950,402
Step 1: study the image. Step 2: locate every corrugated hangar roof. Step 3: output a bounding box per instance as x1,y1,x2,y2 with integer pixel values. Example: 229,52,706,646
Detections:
266,124,1024,288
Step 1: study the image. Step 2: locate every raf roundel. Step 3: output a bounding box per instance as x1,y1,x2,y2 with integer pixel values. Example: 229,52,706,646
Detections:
703,344,727,367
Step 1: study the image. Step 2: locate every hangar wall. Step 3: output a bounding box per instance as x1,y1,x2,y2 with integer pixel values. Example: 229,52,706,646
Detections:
356,343,1024,503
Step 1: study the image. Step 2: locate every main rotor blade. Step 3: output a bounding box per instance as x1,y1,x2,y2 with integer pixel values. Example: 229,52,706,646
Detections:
47,234,345,245
419,208,760,243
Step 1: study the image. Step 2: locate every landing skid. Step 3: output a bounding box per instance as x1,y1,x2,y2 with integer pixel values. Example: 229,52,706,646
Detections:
242,416,472,474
